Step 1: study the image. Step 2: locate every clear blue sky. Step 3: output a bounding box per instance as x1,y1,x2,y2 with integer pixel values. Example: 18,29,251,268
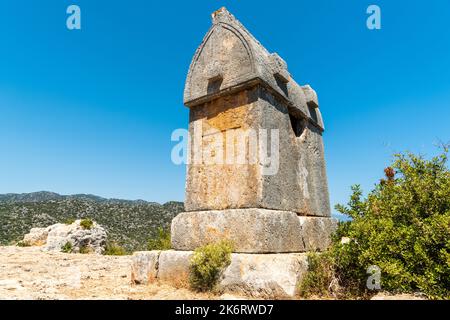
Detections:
0,1,449,216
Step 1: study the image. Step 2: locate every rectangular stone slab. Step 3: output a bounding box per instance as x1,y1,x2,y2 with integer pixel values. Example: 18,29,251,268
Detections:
130,251,160,285
221,252,308,298
171,209,337,253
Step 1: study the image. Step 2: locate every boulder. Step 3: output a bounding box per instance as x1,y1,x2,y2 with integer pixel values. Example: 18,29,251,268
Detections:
22,220,107,254
23,228,48,246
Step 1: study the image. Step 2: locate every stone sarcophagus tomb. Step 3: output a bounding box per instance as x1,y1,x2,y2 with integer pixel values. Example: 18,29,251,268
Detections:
131,8,338,297
171,7,337,253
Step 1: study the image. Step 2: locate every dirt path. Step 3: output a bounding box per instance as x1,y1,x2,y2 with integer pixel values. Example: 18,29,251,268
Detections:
0,246,216,300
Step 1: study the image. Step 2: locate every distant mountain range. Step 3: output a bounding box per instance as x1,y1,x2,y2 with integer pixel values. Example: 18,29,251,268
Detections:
0,191,157,204
0,191,184,252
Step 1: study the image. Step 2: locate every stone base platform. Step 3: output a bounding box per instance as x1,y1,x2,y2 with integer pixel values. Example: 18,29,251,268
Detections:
171,209,337,253
131,250,309,298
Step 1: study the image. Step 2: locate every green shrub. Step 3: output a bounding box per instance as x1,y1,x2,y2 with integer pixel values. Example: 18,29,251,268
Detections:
189,240,233,292
79,245,91,254
61,241,73,253
299,148,450,299
17,241,30,247
104,241,127,256
64,218,76,225
147,227,171,250
299,252,338,298
80,218,94,230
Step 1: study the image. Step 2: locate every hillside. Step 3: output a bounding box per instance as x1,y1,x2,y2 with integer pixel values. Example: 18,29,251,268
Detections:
0,192,184,252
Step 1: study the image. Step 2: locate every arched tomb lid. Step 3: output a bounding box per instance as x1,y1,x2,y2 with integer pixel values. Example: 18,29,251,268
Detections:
184,7,324,131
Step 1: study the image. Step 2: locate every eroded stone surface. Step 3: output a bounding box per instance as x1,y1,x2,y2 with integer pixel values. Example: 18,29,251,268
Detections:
258,88,330,216
23,228,48,246
220,253,308,298
185,89,261,212
130,251,160,285
171,209,337,253
298,216,338,251
157,251,193,284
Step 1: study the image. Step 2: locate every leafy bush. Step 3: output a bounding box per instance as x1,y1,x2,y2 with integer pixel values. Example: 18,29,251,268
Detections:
147,227,171,250
64,218,76,225
79,245,91,254
104,241,127,256
61,241,73,253
299,252,338,298
300,149,450,299
189,240,233,292
16,240,30,247
80,218,93,230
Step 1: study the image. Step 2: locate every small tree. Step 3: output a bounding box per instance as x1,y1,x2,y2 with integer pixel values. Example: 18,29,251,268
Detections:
189,240,233,292
147,227,171,250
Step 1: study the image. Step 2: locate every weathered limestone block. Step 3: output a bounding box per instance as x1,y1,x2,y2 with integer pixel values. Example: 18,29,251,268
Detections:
185,89,261,212
298,216,337,251
157,251,193,284
171,209,337,253
130,251,160,285
219,253,308,298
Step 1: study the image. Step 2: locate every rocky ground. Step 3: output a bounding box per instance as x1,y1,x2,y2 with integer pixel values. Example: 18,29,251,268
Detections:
0,246,216,300
0,246,427,300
